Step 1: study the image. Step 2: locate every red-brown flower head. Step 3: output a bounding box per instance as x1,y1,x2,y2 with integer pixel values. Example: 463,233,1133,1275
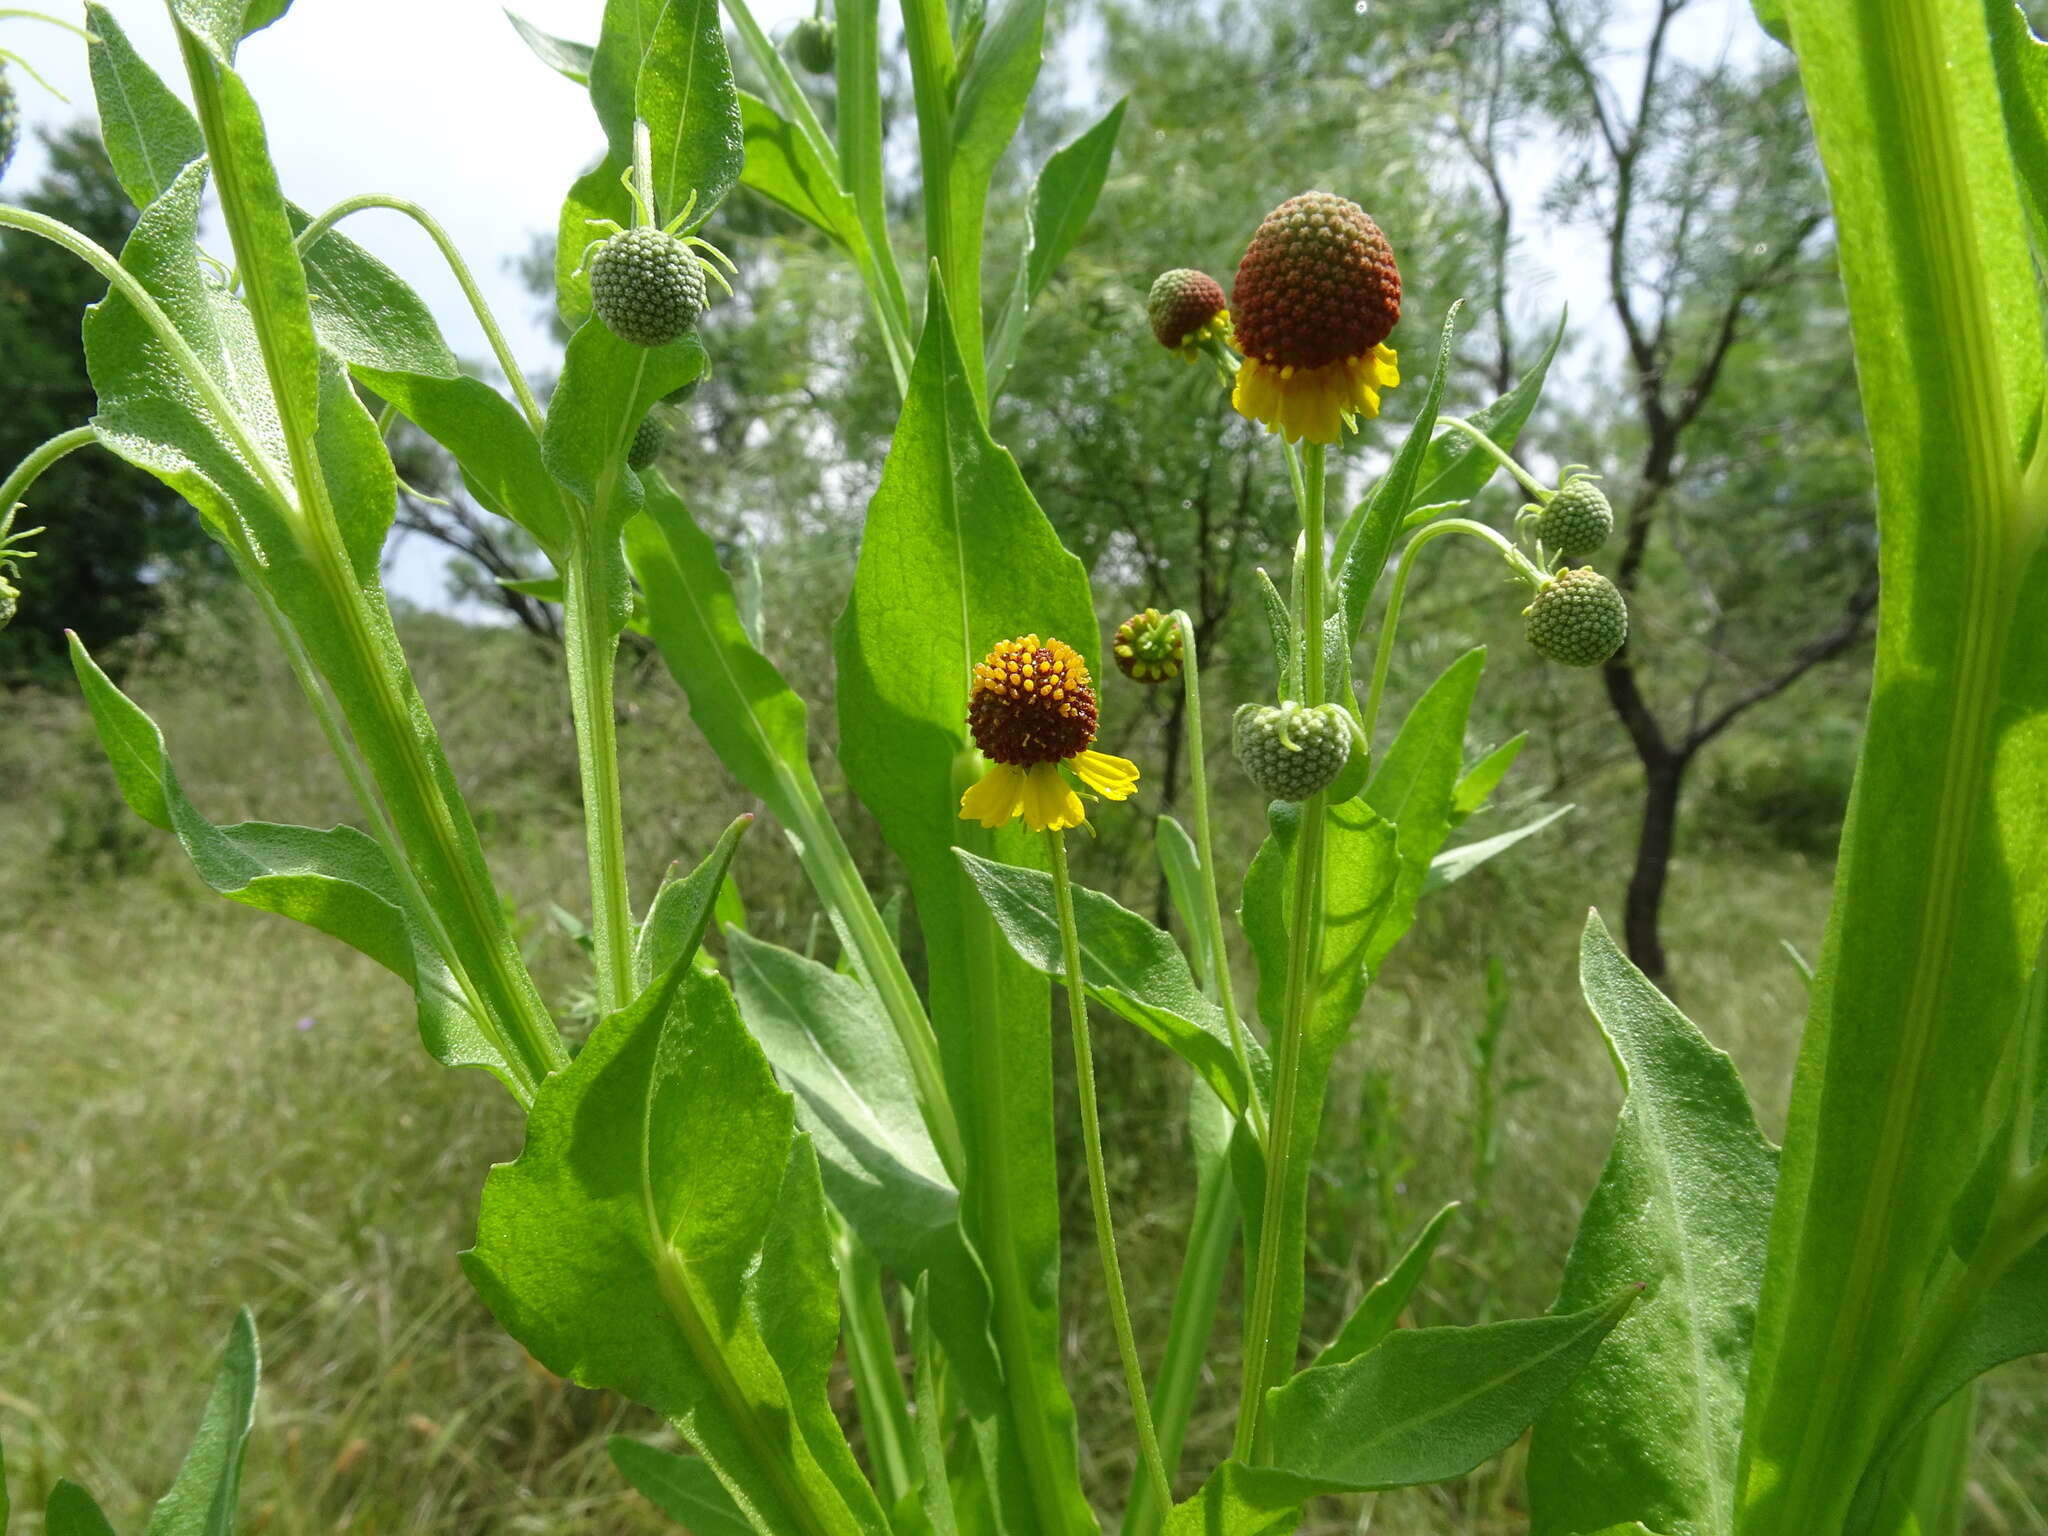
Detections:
1230,192,1401,372
968,635,1100,767
1147,269,1229,352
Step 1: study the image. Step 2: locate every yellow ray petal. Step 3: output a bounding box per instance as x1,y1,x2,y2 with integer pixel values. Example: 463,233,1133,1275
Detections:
1022,762,1086,832
1071,750,1141,800
960,763,1028,828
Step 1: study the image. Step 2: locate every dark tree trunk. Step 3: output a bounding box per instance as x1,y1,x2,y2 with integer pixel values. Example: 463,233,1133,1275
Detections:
1625,750,1690,990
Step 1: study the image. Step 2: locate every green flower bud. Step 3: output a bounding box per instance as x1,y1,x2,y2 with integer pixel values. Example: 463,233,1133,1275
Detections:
1112,608,1183,684
1536,475,1613,559
0,68,18,182
589,226,707,348
1524,567,1628,667
791,15,837,73
1233,700,1353,801
628,413,667,471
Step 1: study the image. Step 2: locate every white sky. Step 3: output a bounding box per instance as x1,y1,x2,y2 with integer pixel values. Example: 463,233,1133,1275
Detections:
7,0,1771,610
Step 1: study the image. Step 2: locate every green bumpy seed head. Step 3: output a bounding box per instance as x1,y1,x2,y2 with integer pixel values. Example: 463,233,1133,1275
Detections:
1536,475,1613,560
791,16,837,73
628,413,666,471
589,226,708,348
0,575,16,631
1112,608,1184,684
0,68,18,182
1524,567,1629,667
1147,269,1227,351
1233,700,1353,801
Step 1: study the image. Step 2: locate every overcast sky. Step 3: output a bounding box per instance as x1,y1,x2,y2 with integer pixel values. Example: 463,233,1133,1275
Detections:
6,0,1768,610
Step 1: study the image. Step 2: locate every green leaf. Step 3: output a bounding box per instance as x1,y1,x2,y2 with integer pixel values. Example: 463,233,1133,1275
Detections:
1989,1,2048,254
68,637,514,1087
1160,1462,1305,1536
1268,1290,1640,1493
542,321,707,522
637,0,744,228
1528,916,1778,1536
1451,733,1527,821
1410,310,1564,510
833,279,1097,1535
292,211,462,385
87,3,205,209
1315,1201,1460,1368
1335,303,1460,639
986,98,1126,393
46,1483,118,1536
1363,648,1487,968
360,369,566,552
956,849,1268,1119
464,968,889,1536
147,1308,259,1536
1735,0,2047,1524
507,9,595,84
738,92,859,247
634,814,753,993
1424,805,1573,894
608,1439,753,1535
726,928,957,1264
1155,813,1216,992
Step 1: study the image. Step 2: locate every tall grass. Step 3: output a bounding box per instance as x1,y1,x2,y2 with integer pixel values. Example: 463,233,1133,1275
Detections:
2,600,2040,1532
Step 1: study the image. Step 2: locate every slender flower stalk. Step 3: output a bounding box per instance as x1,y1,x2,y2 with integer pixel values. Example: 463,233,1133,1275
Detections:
1172,608,1266,1148
1235,441,1331,1460
1048,827,1176,1516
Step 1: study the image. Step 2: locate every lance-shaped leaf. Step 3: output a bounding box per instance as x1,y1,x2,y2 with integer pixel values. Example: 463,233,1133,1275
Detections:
833,280,1097,1534
956,848,1268,1119
1315,1201,1460,1368
739,91,860,248
46,1482,119,1536
464,967,890,1536
1334,303,1460,636
1426,805,1573,894
985,98,1126,394
508,10,595,85
87,4,205,209
634,816,753,994
636,0,743,226
1170,1293,1636,1531
1990,3,2048,253
1363,647,1487,969
542,321,707,522
1410,310,1565,510
1528,915,1778,1536
147,1308,260,1536
69,636,513,1087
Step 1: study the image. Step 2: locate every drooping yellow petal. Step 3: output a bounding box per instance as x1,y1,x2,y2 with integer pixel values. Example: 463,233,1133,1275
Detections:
1231,347,1400,445
1071,750,1140,800
960,762,1028,828
1021,761,1086,832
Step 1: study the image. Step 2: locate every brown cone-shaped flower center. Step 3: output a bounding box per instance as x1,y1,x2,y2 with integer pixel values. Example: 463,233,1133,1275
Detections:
1147,269,1228,350
969,635,1100,766
1231,191,1401,371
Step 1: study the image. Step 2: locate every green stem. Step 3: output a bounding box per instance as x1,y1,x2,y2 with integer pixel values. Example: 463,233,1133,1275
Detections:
1235,441,1329,1462
562,540,635,1017
0,424,96,526
631,120,657,227
1361,518,1543,746
292,195,545,432
0,9,90,34
1049,828,1176,1516
1120,1119,1239,1536
1437,415,1550,500
836,1226,917,1511
1172,607,1265,1147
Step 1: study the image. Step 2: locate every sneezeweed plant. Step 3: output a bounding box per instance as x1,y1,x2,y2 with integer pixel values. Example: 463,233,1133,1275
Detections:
2,3,2044,1536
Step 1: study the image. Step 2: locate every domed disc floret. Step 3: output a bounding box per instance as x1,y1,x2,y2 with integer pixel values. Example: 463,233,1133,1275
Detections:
969,635,1101,767
1535,474,1614,560
590,226,709,348
1524,567,1629,667
1231,192,1401,371
1233,700,1354,801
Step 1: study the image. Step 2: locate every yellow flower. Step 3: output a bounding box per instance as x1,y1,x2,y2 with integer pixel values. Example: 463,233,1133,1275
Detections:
959,635,1142,833
1231,344,1401,446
